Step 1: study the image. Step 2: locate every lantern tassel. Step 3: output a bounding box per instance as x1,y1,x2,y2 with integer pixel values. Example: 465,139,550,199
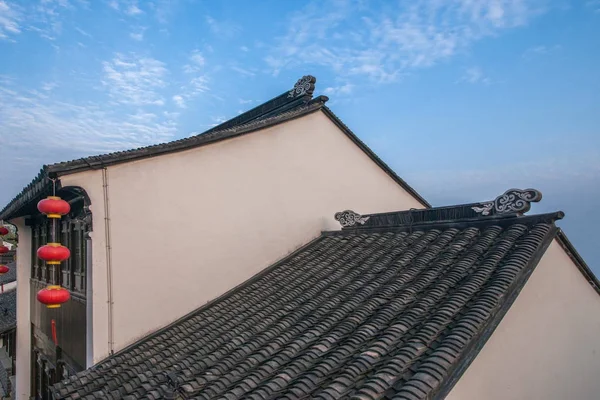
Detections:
51,319,58,345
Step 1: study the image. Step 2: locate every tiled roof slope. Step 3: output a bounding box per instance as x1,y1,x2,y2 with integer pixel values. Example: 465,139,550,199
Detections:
0,290,16,334
0,262,16,285
53,192,562,400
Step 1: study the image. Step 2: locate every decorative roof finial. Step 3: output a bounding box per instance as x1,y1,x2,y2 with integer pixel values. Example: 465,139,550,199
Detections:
334,210,370,228
288,75,316,98
472,188,542,216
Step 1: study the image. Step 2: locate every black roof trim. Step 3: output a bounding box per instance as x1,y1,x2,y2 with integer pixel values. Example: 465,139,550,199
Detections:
46,97,327,176
334,189,544,230
556,229,600,295
0,98,325,220
0,168,54,222
321,106,430,208
325,211,565,236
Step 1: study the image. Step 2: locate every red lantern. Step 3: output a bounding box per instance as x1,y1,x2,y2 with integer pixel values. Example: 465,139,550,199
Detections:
0,246,8,254
37,196,70,219
0,265,8,275
38,243,70,265
37,285,70,308
0,227,8,236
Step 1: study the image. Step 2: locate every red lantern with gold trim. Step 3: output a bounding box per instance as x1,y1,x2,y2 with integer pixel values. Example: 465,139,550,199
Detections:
38,243,70,264
0,265,9,275
0,227,8,236
37,285,70,308
37,196,71,219
0,245,8,254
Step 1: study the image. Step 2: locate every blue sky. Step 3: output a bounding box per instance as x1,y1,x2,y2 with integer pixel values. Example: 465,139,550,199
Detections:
1,0,599,272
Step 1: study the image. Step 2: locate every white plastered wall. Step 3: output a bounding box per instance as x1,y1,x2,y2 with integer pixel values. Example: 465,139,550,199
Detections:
446,239,600,400
60,110,425,363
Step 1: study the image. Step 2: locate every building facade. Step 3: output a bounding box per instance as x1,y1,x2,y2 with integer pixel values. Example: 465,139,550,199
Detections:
2,76,599,400
3,76,428,399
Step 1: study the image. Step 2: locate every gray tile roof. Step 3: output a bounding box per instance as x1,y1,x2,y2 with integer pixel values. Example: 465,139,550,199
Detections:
0,262,16,285
52,207,561,400
0,290,16,335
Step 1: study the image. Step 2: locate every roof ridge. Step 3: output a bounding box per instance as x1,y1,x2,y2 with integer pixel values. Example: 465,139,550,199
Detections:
325,211,565,236
334,188,547,230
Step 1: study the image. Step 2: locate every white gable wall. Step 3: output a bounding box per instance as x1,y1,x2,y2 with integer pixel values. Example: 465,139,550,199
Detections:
446,239,600,400
60,110,425,363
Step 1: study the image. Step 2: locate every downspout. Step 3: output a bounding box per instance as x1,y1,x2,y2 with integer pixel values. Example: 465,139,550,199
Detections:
102,168,115,355
85,232,93,367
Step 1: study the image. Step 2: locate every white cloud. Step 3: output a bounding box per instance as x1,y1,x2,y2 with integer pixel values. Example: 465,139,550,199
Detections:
205,15,241,38
209,115,227,127
129,26,146,41
102,53,168,106
323,83,354,96
238,98,253,104
172,94,185,108
190,51,205,66
23,0,77,41
240,46,249,52
522,44,561,59
459,66,491,85
126,3,142,15
0,1,21,40
189,75,209,94
230,66,256,77
266,0,547,82
74,26,91,37
0,81,178,197
151,0,176,24
41,82,58,91
163,110,180,119
173,49,211,106
107,0,143,15
183,50,205,73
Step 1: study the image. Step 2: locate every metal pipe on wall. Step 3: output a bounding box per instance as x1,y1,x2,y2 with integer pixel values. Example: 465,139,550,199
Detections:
102,168,115,355
85,233,93,367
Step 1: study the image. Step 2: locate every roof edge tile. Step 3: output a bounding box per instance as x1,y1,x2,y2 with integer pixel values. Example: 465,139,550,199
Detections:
334,188,544,230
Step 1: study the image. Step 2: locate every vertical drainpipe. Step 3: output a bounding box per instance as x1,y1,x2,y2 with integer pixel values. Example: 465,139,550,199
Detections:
85,232,93,367
102,167,115,355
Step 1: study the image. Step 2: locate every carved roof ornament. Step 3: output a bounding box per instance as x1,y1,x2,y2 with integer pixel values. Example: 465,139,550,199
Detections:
334,210,370,228
472,188,543,216
288,75,316,98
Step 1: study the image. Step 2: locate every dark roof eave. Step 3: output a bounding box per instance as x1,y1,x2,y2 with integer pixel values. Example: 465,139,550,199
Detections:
48,99,327,177
0,324,16,335
0,99,327,220
320,106,430,208
0,167,52,221
555,229,600,295
2,99,431,220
